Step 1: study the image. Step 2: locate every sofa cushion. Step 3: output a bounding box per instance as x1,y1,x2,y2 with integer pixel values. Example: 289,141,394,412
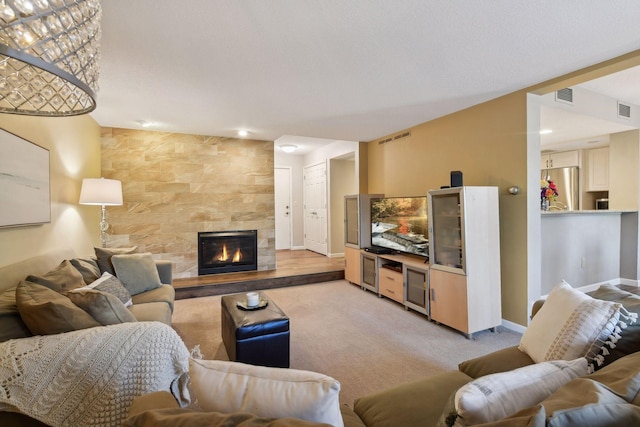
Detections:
458,346,534,379
189,358,343,427
588,284,640,369
25,259,86,293
16,281,100,335
519,281,622,364
95,246,138,275
112,253,163,295
354,370,472,427
77,271,133,307
67,288,137,325
70,257,101,284
131,284,175,312
449,358,588,426
123,408,333,427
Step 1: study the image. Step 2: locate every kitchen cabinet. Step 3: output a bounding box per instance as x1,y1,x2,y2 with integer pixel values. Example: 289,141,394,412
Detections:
541,150,579,169
344,246,361,284
427,186,502,338
586,146,609,192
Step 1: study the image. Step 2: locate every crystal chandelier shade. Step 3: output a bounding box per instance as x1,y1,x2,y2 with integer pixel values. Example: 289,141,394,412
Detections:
0,0,101,116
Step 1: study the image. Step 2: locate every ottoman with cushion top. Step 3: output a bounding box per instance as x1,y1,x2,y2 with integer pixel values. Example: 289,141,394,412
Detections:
221,292,290,368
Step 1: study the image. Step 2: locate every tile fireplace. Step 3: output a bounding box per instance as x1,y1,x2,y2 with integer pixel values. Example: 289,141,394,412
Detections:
198,230,258,275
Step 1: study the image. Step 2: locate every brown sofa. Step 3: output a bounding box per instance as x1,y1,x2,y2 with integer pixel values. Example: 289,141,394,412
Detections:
123,284,640,427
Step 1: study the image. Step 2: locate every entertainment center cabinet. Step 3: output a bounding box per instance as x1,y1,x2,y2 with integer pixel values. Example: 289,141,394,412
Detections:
344,187,502,338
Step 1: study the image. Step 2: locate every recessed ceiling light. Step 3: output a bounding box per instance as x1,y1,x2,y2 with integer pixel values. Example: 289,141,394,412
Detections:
539,129,553,135
137,120,153,128
238,130,249,137
280,144,298,153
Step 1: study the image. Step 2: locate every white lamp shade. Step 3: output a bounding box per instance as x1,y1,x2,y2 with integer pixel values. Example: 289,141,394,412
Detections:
79,178,123,206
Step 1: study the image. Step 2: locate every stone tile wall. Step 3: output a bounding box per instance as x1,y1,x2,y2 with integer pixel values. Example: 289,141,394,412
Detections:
100,128,275,278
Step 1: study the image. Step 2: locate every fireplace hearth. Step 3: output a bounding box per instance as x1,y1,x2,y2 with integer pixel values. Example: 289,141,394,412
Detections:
198,230,258,275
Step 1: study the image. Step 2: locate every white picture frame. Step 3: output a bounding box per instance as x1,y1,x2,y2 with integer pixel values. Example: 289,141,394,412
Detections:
0,129,50,228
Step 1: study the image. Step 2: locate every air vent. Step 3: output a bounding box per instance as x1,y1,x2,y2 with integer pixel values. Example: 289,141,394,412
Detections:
555,88,573,105
618,102,631,119
378,131,411,145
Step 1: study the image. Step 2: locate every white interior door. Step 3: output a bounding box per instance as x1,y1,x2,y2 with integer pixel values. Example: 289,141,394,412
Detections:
303,163,328,255
274,167,292,250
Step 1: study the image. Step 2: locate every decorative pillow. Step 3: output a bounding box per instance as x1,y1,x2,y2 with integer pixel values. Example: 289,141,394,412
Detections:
25,259,87,293
518,281,622,365
189,359,343,427
70,257,101,284
16,281,100,335
458,346,534,379
67,288,137,325
450,358,588,426
95,246,138,275
112,253,163,295
588,284,640,369
76,271,133,307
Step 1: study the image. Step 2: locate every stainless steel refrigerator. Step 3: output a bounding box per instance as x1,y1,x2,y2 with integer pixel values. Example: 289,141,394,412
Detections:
541,167,579,211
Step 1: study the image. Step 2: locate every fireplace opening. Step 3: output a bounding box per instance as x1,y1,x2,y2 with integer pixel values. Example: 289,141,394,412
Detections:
198,230,258,275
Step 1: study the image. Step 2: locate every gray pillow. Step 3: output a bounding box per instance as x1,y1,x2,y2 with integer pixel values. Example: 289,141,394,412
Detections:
95,246,138,275
111,253,162,295
74,272,133,307
67,289,137,325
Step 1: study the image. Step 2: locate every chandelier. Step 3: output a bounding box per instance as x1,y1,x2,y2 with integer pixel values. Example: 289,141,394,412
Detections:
0,0,101,116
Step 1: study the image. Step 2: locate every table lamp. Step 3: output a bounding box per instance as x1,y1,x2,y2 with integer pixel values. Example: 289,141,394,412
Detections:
79,178,123,247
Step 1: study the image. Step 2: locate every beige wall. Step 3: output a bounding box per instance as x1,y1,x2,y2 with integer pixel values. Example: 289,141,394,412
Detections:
329,158,357,255
0,115,101,266
609,130,640,211
100,128,276,278
366,91,530,325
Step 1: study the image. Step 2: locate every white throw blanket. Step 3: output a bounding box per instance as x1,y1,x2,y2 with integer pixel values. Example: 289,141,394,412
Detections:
0,322,190,426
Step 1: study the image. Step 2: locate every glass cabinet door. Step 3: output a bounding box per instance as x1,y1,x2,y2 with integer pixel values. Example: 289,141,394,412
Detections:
345,196,359,246
430,192,464,271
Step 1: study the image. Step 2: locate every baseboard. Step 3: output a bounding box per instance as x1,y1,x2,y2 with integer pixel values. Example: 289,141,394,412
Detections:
291,246,306,250
328,252,344,258
501,319,526,334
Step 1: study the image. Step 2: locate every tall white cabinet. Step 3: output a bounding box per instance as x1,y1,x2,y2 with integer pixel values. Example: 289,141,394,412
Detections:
428,186,501,338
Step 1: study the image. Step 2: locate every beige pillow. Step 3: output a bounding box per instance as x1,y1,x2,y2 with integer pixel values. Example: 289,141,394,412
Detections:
189,359,343,427
16,281,100,335
519,281,621,364
112,253,162,295
452,358,588,426
95,246,138,275
25,259,86,293
67,288,137,325
70,257,101,284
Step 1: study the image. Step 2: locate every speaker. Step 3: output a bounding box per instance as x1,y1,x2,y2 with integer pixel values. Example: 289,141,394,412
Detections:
450,171,463,187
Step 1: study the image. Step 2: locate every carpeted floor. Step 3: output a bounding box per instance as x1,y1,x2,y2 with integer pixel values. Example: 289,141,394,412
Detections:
172,280,522,406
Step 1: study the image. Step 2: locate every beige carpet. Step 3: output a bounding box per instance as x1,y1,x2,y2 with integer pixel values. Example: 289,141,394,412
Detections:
172,280,522,406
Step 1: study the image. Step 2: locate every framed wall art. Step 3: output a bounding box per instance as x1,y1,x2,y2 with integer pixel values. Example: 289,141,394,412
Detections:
0,129,50,228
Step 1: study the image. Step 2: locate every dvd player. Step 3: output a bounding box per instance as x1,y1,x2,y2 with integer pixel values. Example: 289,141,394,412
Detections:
364,246,395,255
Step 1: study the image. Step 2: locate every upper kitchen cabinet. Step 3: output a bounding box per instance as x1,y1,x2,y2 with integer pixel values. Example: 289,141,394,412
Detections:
541,150,579,169
586,146,609,192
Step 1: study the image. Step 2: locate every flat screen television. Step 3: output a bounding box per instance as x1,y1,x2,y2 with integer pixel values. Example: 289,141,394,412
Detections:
370,196,429,257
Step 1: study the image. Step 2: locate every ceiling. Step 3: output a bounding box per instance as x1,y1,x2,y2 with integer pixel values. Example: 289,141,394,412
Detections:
91,1,640,146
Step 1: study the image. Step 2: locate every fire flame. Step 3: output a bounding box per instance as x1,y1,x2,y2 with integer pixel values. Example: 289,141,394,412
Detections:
216,244,242,262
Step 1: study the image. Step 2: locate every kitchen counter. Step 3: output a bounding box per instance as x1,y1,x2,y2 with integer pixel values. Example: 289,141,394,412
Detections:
541,210,636,215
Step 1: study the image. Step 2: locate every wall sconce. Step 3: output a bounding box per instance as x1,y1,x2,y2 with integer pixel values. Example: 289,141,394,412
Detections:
79,178,123,247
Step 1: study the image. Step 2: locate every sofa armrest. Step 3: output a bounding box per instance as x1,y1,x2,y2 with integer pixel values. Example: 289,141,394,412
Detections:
128,391,180,417
458,346,535,379
155,260,173,285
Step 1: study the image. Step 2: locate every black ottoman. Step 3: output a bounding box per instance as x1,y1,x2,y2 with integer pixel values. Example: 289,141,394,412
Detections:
221,292,290,368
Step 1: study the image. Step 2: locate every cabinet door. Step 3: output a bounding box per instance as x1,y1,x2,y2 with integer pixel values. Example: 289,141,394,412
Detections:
549,151,579,168
429,191,464,272
429,269,468,333
361,254,377,292
405,267,428,311
540,154,551,169
344,247,361,284
587,147,609,191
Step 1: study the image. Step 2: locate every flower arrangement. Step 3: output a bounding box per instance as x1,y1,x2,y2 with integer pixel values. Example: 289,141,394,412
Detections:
540,179,559,202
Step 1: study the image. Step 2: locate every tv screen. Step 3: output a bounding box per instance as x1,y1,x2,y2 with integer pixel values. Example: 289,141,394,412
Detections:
370,196,428,257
